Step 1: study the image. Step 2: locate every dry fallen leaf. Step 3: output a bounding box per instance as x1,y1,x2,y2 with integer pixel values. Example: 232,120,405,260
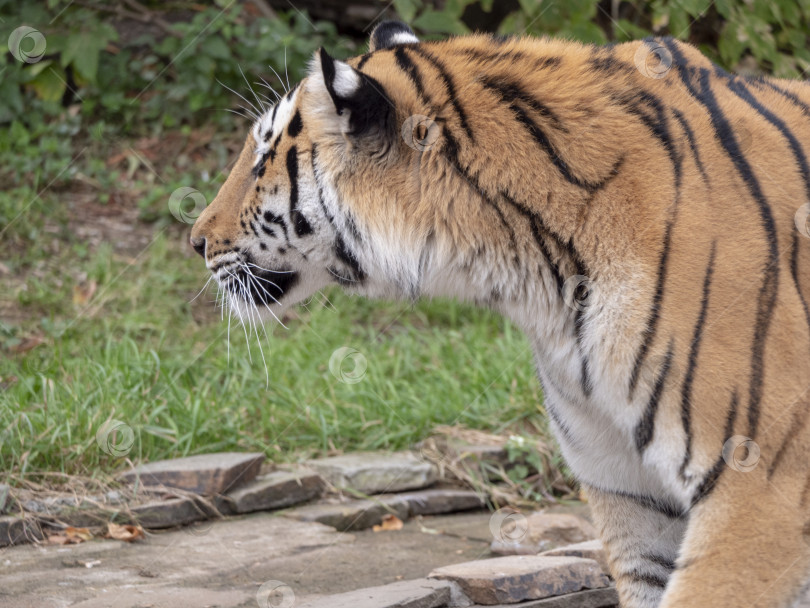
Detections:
372,514,404,532
47,527,93,545
107,522,144,542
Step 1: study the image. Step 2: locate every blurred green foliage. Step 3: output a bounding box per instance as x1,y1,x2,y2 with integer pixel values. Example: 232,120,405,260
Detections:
0,0,806,185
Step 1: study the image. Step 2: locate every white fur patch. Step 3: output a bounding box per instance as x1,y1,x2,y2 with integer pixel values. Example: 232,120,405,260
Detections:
388,31,419,46
332,61,361,97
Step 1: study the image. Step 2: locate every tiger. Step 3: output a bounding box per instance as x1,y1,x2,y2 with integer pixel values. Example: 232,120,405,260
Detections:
190,20,810,608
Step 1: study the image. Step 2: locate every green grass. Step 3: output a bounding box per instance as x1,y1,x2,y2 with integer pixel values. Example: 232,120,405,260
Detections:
0,190,548,477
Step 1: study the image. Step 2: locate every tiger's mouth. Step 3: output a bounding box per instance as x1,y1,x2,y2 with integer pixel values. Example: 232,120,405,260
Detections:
215,254,299,309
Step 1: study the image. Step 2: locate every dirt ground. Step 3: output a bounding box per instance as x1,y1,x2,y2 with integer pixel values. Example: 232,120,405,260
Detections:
0,511,497,608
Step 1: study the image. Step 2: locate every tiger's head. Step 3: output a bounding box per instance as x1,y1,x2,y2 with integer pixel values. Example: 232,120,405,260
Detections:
190,21,482,322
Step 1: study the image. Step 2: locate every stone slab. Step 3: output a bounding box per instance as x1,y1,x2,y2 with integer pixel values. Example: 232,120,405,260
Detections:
284,495,410,531
429,555,609,605
0,516,42,547
471,587,619,608
306,451,437,494
128,496,206,529
393,489,486,516
540,540,609,574
297,578,453,608
227,468,325,514
118,452,264,495
491,512,598,555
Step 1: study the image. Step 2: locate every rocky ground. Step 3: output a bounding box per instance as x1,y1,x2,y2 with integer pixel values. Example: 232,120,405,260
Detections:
1,447,617,608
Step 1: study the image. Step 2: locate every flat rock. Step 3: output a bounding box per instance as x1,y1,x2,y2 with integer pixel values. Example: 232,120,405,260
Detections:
118,452,264,495
226,468,325,513
429,555,609,605
284,495,410,531
129,496,206,529
0,516,42,547
541,540,609,574
306,451,437,494
298,578,453,608
491,512,598,555
389,489,486,516
470,587,619,608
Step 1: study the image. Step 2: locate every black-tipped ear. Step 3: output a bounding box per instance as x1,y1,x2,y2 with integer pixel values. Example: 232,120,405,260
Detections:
369,20,419,52
318,47,394,138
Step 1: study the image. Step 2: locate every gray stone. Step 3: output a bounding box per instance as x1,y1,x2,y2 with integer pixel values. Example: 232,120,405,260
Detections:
491,512,598,556
540,540,609,575
118,452,265,495
298,578,453,608
0,516,42,547
284,495,410,531
306,451,437,494
470,587,619,608
227,468,325,514
0,484,10,514
389,489,486,516
429,555,610,605
129,496,206,529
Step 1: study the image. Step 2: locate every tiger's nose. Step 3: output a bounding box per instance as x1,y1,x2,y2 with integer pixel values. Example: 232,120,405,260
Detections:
190,236,206,258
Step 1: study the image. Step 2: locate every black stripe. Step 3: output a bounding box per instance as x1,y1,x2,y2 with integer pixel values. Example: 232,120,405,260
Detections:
641,553,677,572
634,339,675,453
629,220,675,398
768,234,810,477
479,76,566,131
692,390,738,506
482,79,605,192
441,130,520,252
613,90,682,189
605,488,686,519
664,40,780,440
619,569,669,589
725,77,810,200
356,53,372,70
334,233,365,281
671,108,709,184
394,47,433,112
678,242,717,479
755,79,810,119
409,46,475,141
285,146,313,237
791,232,810,353
287,110,303,137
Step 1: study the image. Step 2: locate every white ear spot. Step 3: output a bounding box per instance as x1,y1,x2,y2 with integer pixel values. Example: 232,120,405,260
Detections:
389,31,419,46
333,61,361,97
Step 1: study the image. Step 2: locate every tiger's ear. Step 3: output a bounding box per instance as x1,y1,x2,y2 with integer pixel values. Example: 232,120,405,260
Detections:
309,48,394,140
369,20,419,52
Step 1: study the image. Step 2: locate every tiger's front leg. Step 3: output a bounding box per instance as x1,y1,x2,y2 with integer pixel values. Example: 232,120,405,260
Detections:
585,485,688,608
659,467,810,608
